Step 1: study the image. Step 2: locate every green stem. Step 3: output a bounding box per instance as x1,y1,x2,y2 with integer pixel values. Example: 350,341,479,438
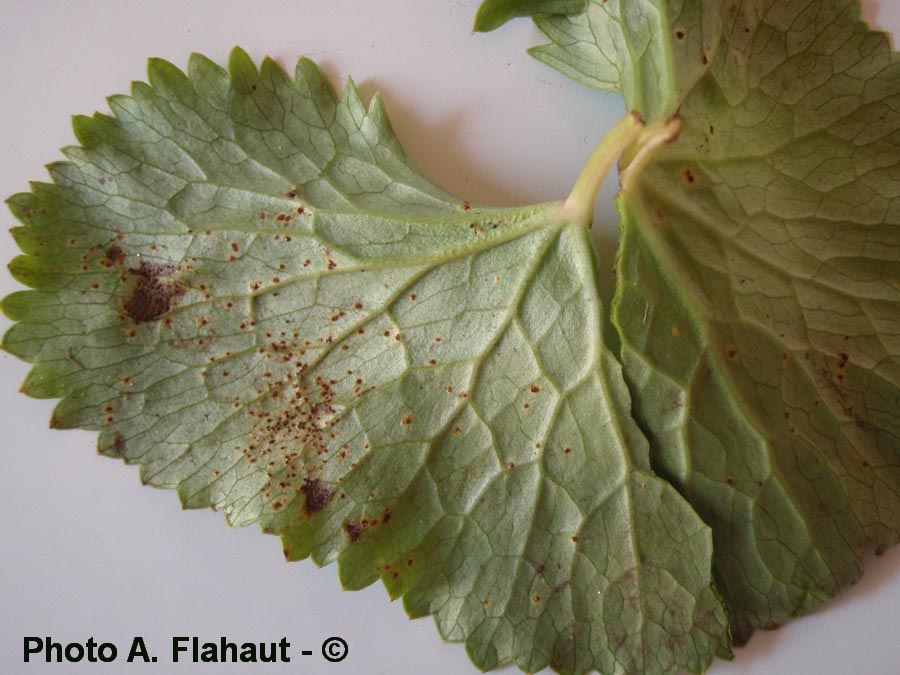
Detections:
619,116,682,194
564,111,644,227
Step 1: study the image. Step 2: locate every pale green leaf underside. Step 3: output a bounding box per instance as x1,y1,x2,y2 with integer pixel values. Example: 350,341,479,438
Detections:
614,0,900,641
2,49,728,674
499,0,900,642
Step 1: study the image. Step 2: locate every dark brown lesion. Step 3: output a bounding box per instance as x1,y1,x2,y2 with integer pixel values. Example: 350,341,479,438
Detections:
301,477,333,514
100,244,126,267
343,521,362,542
123,260,186,322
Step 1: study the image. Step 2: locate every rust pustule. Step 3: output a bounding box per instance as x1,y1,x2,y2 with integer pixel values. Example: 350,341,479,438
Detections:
123,260,185,323
343,521,362,543
301,478,332,514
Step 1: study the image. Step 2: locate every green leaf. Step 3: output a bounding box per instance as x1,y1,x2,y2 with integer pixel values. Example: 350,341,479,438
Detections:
473,0,588,33
2,48,729,673
505,0,900,643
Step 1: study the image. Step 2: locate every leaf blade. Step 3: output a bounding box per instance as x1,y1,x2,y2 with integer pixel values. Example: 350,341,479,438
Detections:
3,49,729,673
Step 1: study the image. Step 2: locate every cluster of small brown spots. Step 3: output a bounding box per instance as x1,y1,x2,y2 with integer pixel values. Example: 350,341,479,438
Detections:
326,259,337,270
523,402,530,409
835,351,850,383
123,261,185,322
401,413,414,427
301,478,332,514
409,293,417,301
100,244,126,267
460,202,472,212
331,311,347,322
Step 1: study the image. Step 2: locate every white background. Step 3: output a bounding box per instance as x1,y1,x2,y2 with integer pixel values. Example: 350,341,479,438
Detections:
0,1,897,673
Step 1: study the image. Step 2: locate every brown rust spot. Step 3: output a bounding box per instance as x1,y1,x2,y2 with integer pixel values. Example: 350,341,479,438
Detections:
653,205,666,225
301,478,332,514
123,261,185,323
101,244,126,267
108,433,126,458
343,522,362,542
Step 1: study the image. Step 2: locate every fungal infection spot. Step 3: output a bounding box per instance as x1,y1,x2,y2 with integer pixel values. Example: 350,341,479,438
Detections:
123,261,185,323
